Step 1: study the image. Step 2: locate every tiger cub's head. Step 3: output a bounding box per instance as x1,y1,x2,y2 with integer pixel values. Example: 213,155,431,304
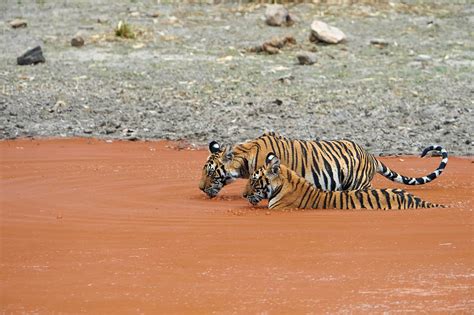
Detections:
243,153,281,205
198,141,235,198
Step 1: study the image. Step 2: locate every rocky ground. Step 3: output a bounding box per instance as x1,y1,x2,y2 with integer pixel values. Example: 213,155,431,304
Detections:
0,0,472,155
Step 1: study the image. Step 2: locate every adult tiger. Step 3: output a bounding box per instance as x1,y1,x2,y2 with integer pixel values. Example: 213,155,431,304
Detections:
243,153,443,210
198,132,448,198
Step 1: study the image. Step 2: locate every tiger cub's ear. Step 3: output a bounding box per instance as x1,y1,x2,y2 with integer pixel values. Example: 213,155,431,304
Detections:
266,152,280,176
265,153,276,165
209,141,221,154
222,145,234,162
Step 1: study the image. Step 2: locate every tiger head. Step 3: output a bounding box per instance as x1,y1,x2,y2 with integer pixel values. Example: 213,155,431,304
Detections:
243,153,281,205
198,141,236,198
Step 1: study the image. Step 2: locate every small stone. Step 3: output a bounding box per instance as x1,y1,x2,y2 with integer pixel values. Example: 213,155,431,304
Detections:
277,74,294,85
167,16,179,24
78,25,94,30
148,12,160,18
296,52,317,65
97,16,109,24
415,54,432,62
10,19,27,28
83,129,93,134
71,36,84,47
52,100,67,113
310,20,346,44
370,38,389,48
265,5,294,27
17,46,45,65
262,43,280,54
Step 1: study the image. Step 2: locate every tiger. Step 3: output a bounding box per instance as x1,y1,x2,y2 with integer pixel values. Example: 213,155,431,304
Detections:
243,153,444,210
199,132,448,198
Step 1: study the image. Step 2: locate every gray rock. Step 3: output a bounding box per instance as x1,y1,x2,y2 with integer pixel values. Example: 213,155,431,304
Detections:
310,20,346,44
265,5,294,27
10,19,27,28
296,52,317,65
96,16,109,24
17,46,45,65
71,36,85,47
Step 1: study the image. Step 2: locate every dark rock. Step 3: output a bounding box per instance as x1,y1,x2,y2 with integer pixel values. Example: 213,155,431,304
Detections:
17,46,45,65
71,36,85,47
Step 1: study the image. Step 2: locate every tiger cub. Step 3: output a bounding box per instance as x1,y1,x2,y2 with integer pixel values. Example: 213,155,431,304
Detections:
243,153,444,210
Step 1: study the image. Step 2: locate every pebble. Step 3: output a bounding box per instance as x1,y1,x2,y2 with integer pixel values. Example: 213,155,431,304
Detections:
265,4,294,27
10,19,27,28
97,16,109,24
370,38,389,48
310,20,346,44
415,54,432,61
296,52,317,65
147,12,160,18
51,100,67,113
71,36,85,47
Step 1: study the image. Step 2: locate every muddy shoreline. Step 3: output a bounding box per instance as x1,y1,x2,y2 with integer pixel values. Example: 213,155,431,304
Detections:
1,138,473,313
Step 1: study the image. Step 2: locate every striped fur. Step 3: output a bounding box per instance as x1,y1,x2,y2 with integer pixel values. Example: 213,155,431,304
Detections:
243,154,444,210
199,132,448,198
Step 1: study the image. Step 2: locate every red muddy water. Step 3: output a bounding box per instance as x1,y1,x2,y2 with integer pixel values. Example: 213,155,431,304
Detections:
0,138,473,313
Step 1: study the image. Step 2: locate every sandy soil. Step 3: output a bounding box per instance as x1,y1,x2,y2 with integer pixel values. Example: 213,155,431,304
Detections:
1,138,473,313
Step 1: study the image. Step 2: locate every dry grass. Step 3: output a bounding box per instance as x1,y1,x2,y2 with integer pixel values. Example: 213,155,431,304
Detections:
115,21,136,39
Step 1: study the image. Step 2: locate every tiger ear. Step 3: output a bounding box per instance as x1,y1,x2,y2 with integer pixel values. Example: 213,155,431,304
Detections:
265,152,276,165
266,152,280,176
209,141,221,154
222,145,234,162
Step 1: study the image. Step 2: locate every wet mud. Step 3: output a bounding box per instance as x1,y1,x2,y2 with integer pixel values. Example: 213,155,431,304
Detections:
1,139,473,313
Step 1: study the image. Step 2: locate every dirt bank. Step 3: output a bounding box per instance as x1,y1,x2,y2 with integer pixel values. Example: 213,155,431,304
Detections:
0,138,473,313
1,1,473,155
